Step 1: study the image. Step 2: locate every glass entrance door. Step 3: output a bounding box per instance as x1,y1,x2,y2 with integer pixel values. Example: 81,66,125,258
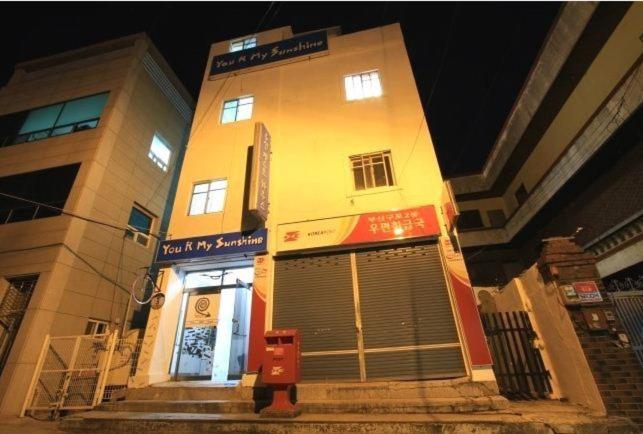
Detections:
176,291,220,379
172,266,255,381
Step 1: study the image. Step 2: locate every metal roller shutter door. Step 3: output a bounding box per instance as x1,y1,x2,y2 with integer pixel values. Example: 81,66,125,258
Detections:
273,253,360,381
356,243,465,379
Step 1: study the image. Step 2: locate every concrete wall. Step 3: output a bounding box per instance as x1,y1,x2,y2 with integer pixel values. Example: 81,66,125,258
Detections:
454,3,643,233
492,266,605,413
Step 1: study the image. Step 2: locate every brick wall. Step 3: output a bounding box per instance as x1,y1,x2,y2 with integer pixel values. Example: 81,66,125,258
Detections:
538,238,643,429
574,321,643,427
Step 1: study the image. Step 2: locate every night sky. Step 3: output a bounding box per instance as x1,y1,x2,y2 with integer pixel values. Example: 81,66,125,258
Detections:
0,2,560,177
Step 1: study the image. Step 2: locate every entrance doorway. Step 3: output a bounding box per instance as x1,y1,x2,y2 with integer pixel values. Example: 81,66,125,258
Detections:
172,266,254,382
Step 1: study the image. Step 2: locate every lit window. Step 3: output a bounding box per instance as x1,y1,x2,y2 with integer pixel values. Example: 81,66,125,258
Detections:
344,71,382,101
221,96,254,124
350,151,395,191
85,319,109,335
148,134,171,171
125,206,153,247
189,179,228,215
229,37,257,52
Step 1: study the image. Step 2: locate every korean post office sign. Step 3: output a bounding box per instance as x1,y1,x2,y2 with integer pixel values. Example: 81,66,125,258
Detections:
277,205,441,253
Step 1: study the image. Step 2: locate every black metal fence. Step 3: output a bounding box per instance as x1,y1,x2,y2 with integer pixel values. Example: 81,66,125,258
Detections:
481,311,552,399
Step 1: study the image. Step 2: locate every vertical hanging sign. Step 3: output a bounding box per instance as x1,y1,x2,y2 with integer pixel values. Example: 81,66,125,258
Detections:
248,122,271,221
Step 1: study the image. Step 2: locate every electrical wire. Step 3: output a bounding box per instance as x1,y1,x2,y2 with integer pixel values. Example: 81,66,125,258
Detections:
0,191,165,239
396,4,459,184
187,2,282,141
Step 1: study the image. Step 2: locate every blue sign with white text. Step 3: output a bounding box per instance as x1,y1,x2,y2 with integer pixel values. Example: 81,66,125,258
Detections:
155,229,268,263
210,31,328,75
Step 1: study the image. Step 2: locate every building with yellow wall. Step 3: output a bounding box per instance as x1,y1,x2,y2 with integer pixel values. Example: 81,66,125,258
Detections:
0,34,193,415
134,23,495,389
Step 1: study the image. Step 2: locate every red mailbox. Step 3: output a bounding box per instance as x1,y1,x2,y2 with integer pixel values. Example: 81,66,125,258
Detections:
260,329,301,417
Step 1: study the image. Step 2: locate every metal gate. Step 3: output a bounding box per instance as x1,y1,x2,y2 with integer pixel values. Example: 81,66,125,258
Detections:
611,290,643,368
273,242,465,382
0,275,39,376
481,311,552,399
21,332,118,416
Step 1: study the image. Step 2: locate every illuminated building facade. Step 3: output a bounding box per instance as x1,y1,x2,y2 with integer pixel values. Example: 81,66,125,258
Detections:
135,23,496,388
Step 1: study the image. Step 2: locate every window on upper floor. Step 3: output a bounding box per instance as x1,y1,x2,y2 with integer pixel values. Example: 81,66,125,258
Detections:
125,205,154,247
221,96,254,124
0,163,80,225
350,151,395,191
487,209,507,228
457,210,485,230
344,71,382,101
85,318,109,335
514,183,528,206
0,92,109,148
189,179,227,216
148,133,171,171
229,37,257,52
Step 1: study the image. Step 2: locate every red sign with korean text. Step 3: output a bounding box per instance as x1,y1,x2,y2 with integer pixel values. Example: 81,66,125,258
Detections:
572,281,603,303
277,205,441,252
342,205,440,245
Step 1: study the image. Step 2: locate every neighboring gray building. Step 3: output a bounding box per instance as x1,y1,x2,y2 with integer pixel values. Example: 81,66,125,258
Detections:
0,34,193,415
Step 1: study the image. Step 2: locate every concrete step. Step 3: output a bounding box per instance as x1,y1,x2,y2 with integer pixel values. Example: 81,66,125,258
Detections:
100,396,507,414
59,410,639,434
122,377,499,402
122,386,244,401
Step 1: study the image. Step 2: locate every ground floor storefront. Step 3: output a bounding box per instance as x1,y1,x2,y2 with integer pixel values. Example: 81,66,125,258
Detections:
133,205,495,388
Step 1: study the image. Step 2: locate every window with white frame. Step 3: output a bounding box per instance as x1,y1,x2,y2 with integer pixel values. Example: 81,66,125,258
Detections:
189,179,228,215
148,134,171,171
229,37,257,52
344,71,383,101
221,96,254,124
350,151,395,191
125,205,154,247
85,319,109,335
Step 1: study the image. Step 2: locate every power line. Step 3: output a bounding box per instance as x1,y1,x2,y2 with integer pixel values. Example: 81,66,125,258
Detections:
0,191,165,239
187,2,282,141
396,4,459,183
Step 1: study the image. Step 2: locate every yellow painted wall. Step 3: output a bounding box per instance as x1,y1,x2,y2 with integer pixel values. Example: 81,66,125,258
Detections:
168,23,446,246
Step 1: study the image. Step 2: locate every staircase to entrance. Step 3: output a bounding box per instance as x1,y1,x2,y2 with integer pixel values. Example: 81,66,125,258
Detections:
58,379,638,433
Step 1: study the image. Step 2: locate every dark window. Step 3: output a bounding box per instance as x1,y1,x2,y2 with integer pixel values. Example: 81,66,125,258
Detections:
457,209,484,230
514,183,528,206
487,209,507,228
0,92,109,148
125,206,154,247
350,151,395,191
0,164,80,225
